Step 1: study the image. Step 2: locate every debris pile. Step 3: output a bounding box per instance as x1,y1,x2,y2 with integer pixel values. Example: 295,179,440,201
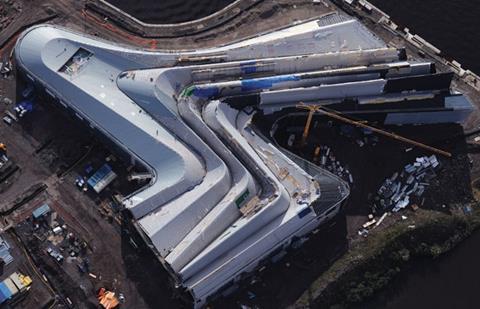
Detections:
0,61,12,78
373,155,440,214
28,204,89,270
313,145,353,185
358,212,389,237
0,0,22,31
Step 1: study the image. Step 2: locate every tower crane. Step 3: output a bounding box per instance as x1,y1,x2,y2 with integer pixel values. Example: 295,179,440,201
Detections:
296,103,451,158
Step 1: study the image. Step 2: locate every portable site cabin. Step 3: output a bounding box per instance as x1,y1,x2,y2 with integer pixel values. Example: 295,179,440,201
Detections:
0,272,32,305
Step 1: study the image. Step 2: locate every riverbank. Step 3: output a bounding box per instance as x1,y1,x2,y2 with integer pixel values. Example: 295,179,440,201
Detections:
104,0,236,24
363,226,480,308
293,204,480,308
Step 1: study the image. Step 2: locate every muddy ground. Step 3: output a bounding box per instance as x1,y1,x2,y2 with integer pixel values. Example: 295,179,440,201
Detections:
214,111,474,308
1,73,184,308
0,0,479,308
268,113,473,235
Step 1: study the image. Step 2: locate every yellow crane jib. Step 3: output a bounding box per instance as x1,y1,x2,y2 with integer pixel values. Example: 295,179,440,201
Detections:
295,103,452,158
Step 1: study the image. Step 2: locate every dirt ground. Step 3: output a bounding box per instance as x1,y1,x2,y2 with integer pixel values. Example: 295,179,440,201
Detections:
0,231,55,308
220,112,473,308
0,1,350,307
268,113,474,233
0,0,335,55
1,75,183,308
0,0,479,308
0,0,22,32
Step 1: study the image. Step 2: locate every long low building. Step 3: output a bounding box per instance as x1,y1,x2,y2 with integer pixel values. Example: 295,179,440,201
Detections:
14,11,472,307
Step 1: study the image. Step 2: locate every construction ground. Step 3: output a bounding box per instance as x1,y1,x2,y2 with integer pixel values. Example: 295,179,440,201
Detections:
0,0,480,308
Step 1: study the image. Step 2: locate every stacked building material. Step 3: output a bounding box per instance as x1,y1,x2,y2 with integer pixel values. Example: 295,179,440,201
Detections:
374,155,440,213
314,145,354,185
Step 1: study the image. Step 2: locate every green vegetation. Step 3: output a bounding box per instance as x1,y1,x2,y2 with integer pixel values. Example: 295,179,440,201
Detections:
294,205,480,308
179,85,195,97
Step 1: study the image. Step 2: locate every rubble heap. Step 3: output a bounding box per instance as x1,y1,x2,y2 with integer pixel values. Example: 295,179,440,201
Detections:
373,155,440,214
0,0,22,31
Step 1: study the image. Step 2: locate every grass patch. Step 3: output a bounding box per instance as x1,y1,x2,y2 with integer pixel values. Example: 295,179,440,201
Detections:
294,205,480,308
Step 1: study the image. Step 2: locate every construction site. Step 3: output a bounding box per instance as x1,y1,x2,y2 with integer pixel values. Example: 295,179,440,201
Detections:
0,0,479,308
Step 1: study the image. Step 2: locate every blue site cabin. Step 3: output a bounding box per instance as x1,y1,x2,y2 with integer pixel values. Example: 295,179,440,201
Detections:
0,281,13,304
32,203,51,219
87,163,117,193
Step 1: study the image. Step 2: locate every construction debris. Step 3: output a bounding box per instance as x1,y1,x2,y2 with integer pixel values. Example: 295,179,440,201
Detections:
358,228,369,237
46,247,64,263
0,61,12,77
2,115,12,125
374,212,388,228
373,155,441,214
313,145,353,184
362,219,376,229
0,235,13,265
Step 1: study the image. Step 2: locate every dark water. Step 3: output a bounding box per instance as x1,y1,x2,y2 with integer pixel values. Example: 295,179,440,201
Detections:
369,0,480,75
106,0,236,24
361,231,480,309
104,0,479,307
360,1,480,308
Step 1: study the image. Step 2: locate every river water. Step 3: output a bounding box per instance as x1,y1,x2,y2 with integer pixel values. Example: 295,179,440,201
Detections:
359,231,480,309
369,0,480,75
105,0,235,24
103,1,479,307
361,1,480,308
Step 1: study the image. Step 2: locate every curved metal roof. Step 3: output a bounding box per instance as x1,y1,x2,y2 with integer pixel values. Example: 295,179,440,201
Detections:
16,12,465,306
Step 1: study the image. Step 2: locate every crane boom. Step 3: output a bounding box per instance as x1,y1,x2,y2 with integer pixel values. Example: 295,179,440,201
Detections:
296,103,452,158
